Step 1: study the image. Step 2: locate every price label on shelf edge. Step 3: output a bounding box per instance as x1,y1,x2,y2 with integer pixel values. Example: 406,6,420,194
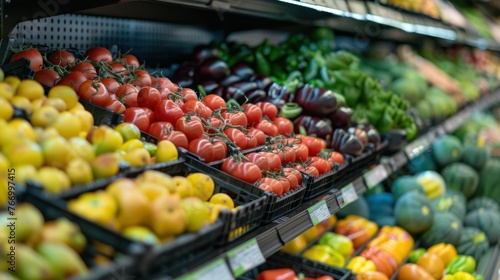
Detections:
178,258,233,280
227,239,265,277
364,165,389,189
307,200,330,226
341,183,358,208
404,137,429,160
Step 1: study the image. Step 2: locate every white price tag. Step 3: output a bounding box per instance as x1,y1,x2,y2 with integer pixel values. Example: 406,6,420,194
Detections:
341,183,358,207
364,165,388,189
228,239,265,277
177,259,233,280
307,200,330,226
405,137,429,160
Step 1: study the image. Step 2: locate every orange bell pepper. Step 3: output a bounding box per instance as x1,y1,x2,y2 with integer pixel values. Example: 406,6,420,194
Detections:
428,243,458,266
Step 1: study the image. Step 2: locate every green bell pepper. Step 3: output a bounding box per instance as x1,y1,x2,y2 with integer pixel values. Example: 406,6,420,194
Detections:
378,106,396,132
408,248,427,263
445,255,476,275
304,59,319,82
279,103,303,119
255,51,270,76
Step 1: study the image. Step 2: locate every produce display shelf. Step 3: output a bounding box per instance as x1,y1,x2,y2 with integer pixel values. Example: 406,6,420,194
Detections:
172,89,500,280
2,0,500,52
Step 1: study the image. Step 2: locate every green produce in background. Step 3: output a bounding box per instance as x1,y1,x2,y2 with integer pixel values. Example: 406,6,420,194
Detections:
318,232,353,259
408,248,427,263
445,255,476,275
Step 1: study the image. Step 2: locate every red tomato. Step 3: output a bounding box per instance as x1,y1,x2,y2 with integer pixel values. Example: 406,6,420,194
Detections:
285,172,299,190
245,134,258,149
298,165,319,178
78,80,110,107
223,128,247,150
115,84,139,108
142,107,155,124
162,130,188,149
57,71,87,92
222,157,237,174
329,151,344,166
261,152,281,171
123,107,150,132
182,100,212,119
278,176,291,193
10,48,43,71
300,135,326,157
241,104,263,126
154,100,184,125
309,157,332,175
120,54,140,69
222,111,248,128
71,62,97,79
148,122,174,139
153,77,178,93
283,167,302,185
246,152,270,171
188,138,214,163
132,69,152,87
48,50,75,68
247,128,267,146
212,138,228,161
205,117,223,133
254,120,278,137
202,94,226,111
259,183,274,193
182,88,198,101
259,177,283,196
176,116,204,141
293,143,309,162
137,86,161,109
105,99,126,113
231,161,262,184
100,77,120,94
273,146,296,165
274,117,294,137
108,62,128,77
256,102,278,121
85,47,113,63
34,69,60,88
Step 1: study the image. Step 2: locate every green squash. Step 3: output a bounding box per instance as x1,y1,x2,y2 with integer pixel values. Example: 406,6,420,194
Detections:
477,159,500,205
441,162,479,199
461,145,489,171
432,195,466,220
364,183,386,197
395,191,434,235
464,208,500,244
457,227,489,260
432,135,463,166
443,189,467,206
421,212,463,248
391,176,425,201
467,197,500,213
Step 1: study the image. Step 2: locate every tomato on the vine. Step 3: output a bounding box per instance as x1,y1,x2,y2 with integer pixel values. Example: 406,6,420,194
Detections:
142,107,155,124
293,143,309,162
162,130,188,149
85,47,113,63
245,134,258,149
176,116,204,141
71,62,97,79
105,99,126,113
212,137,228,161
115,84,139,108
34,69,61,88
261,152,281,171
309,157,332,175
283,167,302,185
101,77,121,94
246,152,270,171
278,176,291,193
182,100,212,119
181,88,198,101
254,120,278,137
222,111,248,128
274,117,293,137
137,86,161,109
123,107,150,132
259,177,283,196
48,50,76,68
108,62,128,77
241,104,263,126
120,54,140,69
223,128,247,150
154,99,184,125
273,146,296,165
247,128,267,146
301,165,320,178
153,77,178,93
148,122,174,139
328,151,344,166
57,71,87,92
202,94,226,111
205,117,223,133
223,159,262,184
188,138,214,163
78,80,110,107
132,69,152,87
256,102,278,121
299,135,326,157
10,48,43,71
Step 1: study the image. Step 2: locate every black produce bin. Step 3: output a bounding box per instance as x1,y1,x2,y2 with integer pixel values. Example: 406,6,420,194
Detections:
79,99,124,126
0,58,35,79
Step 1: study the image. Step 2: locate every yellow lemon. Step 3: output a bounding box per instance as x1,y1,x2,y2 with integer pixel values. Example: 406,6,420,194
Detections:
13,165,38,184
8,119,36,141
209,193,235,209
50,112,81,139
71,110,94,133
46,97,67,112
11,96,33,115
48,85,79,110
2,139,44,169
31,106,60,128
35,167,71,194
186,173,214,201
4,76,20,92
0,98,13,120
0,82,14,100
16,79,44,101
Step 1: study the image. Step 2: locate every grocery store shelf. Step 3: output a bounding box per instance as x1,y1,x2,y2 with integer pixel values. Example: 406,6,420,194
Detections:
172,89,500,280
3,0,500,51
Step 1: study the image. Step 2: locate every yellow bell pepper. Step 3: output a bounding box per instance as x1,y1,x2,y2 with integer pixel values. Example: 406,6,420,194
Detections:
346,256,376,274
442,271,476,280
282,234,307,255
68,191,117,225
428,243,458,266
302,245,345,267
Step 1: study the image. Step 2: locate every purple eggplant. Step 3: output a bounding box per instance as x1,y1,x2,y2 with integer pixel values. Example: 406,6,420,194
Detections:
212,85,226,97
266,82,290,104
230,82,259,94
221,75,242,87
251,75,273,90
231,63,255,80
173,64,195,87
339,133,364,157
331,129,347,151
194,57,230,83
294,115,333,140
365,128,381,147
294,85,338,117
330,106,352,129
223,87,246,104
245,89,267,104
200,80,219,94
348,127,368,150
193,45,217,64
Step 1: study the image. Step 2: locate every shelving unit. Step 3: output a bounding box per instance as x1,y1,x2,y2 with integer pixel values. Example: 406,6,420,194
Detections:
2,0,500,279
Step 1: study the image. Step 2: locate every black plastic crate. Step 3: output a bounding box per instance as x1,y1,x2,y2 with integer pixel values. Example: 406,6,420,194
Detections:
238,252,352,280
301,163,347,201
80,99,124,126
0,58,35,79
187,157,306,224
